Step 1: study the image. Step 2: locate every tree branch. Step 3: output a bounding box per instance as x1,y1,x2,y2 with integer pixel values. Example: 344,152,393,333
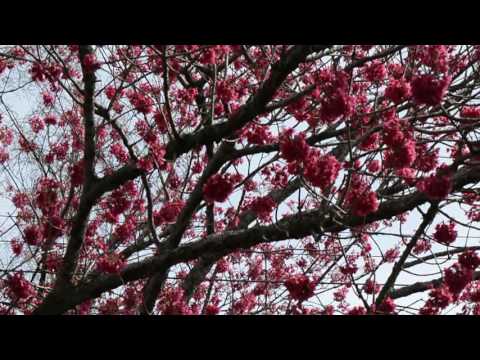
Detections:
374,203,439,308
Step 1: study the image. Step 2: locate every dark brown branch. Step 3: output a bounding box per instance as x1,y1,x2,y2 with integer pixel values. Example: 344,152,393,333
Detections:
374,203,439,308
78,45,97,184
51,45,99,288
403,246,480,269
390,271,480,300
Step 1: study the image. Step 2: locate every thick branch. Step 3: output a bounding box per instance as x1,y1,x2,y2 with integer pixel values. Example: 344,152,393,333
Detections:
390,271,480,300
78,45,97,183
403,246,480,269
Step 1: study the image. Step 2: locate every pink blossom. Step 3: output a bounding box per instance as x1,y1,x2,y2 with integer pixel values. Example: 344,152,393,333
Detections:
96,253,126,274
411,74,450,106
279,130,310,163
444,263,473,295
385,78,411,104
304,153,341,190
285,275,316,302
203,174,236,203
433,221,457,245
248,196,276,222
417,169,453,201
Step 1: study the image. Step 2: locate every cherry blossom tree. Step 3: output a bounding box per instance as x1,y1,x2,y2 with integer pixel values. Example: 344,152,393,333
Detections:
1,45,480,315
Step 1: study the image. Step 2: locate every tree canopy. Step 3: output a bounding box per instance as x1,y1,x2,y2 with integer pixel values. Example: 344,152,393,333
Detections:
0,45,480,315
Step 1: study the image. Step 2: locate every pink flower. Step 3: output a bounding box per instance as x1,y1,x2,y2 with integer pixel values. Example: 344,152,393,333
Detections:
45,252,62,271
35,178,59,216
433,221,457,245
344,175,379,217
233,292,257,314
30,116,45,133
458,251,480,270
248,196,276,222
23,225,42,246
414,144,439,172
417,45,449,73
105,85,117,99
428,285,453,309
417,169,453,201
127,90,154,114
348,190,379,217
216,258,230,273
0,147,8,163
122,287,139,310
444,263,473,295
279,130,310,163
347,306,366,315
321,305,335,315
135,120,157,143
157,286,195,315
0,59,7,75
205,304,220,315
460,106,480,118
203,174,235,203
0,126,13,146
10,239,23,256
385,78,411,104
363,279,380,294
340,263,358,275
333,287,349,302
364,60,387,83
359,132,380,151
377,297,396,314
98,299,120,315
110,143,129,163
30,62,46,82
96,253,126,274
411,74,450,106
42,91,54,106
384,248,400,263
320,89,354,123
44,114,57,126
367,160,381,173
413,238,431,255
285,274,316,302
244,124,273,145
112,217,136,243
70,160,85,187
388,63,405,79
383,117,407,147
153,201,185,226
5,272,35,300
199,48,217,65
215,81,238,103
384,139,417,169
419,306,439,315
304,153,341,190
12,192,29,209
396,167,416,186
43,215,65,239
105,183,136,219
